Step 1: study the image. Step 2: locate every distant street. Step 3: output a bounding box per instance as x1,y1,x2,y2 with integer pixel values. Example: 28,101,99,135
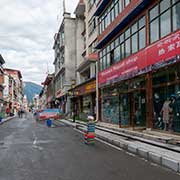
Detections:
0,114,179,180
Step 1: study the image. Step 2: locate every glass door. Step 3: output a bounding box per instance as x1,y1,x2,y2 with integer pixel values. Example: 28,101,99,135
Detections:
133,90,146,128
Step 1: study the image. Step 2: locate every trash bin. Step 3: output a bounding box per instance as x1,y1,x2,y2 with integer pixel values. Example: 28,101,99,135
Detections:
0,117,2,123
46,119,52,127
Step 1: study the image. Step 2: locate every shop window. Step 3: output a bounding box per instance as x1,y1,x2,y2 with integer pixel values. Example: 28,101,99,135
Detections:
160,10,171,38
172,2,180,31
152,70,168,85
102,87,119,124
177,64,180,80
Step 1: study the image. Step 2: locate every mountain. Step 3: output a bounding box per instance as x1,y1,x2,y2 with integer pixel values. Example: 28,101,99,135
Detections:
23,82,42,103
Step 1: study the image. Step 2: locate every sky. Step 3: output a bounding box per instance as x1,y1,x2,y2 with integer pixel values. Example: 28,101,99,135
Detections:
0,0,79,85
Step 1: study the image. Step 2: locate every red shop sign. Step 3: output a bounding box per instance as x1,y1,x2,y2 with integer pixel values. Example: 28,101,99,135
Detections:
99,30,180,85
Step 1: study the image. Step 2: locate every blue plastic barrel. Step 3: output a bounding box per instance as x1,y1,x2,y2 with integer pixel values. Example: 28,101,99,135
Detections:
46,119,52,127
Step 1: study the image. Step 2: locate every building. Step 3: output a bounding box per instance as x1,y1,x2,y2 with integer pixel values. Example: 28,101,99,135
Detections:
41,73,55,108
53,1,85,114
94,0,180,133
0,55,5,117
4,68,23,114
69,0,99,120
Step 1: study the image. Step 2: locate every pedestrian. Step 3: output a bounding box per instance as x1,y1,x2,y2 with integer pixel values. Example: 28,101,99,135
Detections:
6,107,10,117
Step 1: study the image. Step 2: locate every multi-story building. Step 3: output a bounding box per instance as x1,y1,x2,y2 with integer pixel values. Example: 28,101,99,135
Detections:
0,55,5,117
41,73,55,108
53,2,84,114
4,68,23,114
70,0,99,120
94,0,180,133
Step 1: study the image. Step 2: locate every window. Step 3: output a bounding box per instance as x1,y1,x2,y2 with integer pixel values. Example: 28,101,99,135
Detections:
114,46,120,62
132,33,138,53
173,2,180,31
150,18,159,43
99,15,146,71
160,10,171,38
99,0,128,34
149,0,180,44
139,28,146,50
124,0,131,7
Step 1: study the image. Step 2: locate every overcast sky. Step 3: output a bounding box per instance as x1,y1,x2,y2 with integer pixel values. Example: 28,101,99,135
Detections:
0,0,78,84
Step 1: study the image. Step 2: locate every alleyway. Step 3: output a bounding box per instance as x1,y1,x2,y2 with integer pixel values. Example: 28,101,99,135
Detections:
0,115,179,180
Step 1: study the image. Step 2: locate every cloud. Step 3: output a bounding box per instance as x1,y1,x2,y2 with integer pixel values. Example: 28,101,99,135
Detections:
0,0,79,84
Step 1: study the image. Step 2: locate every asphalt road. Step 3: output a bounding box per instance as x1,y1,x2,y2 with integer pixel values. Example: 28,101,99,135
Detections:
0,114,179,180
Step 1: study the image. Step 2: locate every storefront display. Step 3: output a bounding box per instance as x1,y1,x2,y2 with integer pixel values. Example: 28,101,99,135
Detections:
152,65,180,132
102,87,119,124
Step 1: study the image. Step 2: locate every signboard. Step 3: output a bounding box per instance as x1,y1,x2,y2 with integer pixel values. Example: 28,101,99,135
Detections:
75,80,96,96
99,30,180,86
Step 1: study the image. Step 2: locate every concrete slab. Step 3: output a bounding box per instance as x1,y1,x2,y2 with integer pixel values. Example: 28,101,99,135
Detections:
128,144,138,154
138,148,149,159
162,157,179,172
149,152,162,165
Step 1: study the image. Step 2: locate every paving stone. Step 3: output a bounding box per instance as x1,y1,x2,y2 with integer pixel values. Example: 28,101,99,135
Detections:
128,144,138,154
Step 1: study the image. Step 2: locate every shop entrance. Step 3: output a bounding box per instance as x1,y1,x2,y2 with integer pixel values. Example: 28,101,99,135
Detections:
132,90,146,128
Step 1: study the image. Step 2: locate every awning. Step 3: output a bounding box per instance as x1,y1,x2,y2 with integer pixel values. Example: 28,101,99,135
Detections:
96,0,151,49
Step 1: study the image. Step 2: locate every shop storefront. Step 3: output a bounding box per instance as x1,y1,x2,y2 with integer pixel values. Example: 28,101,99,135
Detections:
73,79,96,119
99,30,180,133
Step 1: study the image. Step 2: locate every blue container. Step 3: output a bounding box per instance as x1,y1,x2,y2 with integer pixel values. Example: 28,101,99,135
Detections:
0,117,2,123
46,119,52,127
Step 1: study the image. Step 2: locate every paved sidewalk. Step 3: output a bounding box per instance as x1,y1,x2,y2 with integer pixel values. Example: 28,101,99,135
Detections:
61,119,180,173
0,116,15,125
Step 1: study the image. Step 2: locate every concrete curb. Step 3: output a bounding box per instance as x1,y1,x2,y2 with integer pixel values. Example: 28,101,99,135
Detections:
62,119,180,173
0,116,16,125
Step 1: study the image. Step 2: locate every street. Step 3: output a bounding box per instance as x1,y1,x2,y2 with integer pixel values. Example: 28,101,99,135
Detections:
0,115,180,180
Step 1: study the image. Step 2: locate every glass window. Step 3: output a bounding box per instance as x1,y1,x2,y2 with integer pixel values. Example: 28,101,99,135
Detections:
150,18,159,43
107,53,111,67
160,10,171,38
115,38,119,47
114,46,120,63
173,2,180,31
131,22,138,34
103,56,107,69
111,8,115,22
139,16,145,29
100,58,103,71
121,43,125,60
132,33,138,53
119,1,122,13
160,0,170,13
110,41,115,50
139,28,146,49
120,33,124,43
125,28,130,39
172,0,179,4
150,5,158,21
124,0,130,7
107,13,111,26
125,38,131,57
115,3,119,17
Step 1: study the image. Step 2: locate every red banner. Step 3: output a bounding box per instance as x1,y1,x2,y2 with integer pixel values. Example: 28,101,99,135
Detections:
99,30,180,85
